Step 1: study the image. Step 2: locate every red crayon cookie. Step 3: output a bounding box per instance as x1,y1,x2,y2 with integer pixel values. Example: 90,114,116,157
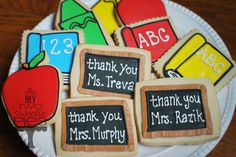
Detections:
2,52,62,128
116,0,167,25
114,17,178,62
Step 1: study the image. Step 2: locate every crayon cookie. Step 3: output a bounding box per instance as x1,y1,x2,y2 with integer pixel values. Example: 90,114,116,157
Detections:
70,44,151,98
55,97,137,157
55,0,114,45
91,0,120,34
116,0,167,25
114,17,178,62
21,30,84,86
135,78,221,145
153,30,236,91
2,52,63,128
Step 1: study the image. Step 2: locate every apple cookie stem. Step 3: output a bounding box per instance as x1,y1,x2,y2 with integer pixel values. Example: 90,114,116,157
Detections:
22,51,46,69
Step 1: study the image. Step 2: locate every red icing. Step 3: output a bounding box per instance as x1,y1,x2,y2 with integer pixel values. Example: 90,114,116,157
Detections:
121,27,137,47
2,66,60,128
117,0,167,25
121,19,178,61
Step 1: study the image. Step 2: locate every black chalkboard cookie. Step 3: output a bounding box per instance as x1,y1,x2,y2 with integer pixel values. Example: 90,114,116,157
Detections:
70,44,151,98
55,97,138,157
134,78,221,145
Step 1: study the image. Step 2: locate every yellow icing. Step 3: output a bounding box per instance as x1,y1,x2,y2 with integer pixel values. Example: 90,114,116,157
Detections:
165,34,232,84
92,0,120,34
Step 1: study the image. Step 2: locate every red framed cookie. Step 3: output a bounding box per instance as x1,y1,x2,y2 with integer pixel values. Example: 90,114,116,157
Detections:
114,17,178,62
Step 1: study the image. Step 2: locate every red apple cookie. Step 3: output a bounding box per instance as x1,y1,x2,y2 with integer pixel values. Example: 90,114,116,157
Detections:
116,0,167,25
2,51,63,128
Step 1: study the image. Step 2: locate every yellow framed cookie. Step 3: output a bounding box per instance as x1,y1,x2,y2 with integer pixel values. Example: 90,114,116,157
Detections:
153,30,236,91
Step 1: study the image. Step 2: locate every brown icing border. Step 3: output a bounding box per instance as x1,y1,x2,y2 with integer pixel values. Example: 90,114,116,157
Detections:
61,100,135,152
140,84,213,138
78,49,146,98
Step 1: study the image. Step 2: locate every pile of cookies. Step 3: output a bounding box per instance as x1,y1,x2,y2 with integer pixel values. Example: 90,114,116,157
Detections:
2,0,236,157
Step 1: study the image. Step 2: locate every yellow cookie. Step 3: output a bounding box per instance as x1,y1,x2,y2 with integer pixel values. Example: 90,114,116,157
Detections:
154,29,236,92
92,0,120,34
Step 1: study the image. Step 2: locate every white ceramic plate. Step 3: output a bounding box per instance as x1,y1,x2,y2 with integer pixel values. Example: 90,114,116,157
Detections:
9,0,236,157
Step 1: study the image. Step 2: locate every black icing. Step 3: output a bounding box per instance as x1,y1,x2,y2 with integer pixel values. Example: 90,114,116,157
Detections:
145,89,207,132
66,105,128,145
83,53,140,95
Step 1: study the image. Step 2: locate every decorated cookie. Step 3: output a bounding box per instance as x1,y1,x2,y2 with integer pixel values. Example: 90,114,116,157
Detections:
114,17,178,62
116,0,167,25
2,52,63,128
55,97,137,157
21,30,84,85
91,0,120,34
70,44,151,98
55,0,114,45
153,30,236,91
135,78,221,145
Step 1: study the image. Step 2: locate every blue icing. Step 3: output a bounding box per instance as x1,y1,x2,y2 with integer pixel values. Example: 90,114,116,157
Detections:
27,32,79,73
27,33,41,62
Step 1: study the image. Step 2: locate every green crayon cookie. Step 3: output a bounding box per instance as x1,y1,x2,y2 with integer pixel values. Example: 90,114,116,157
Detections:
56,0,114,45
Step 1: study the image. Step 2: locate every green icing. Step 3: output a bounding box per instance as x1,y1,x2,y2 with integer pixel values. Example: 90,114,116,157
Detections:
29,51,45,69
60,0,87,21
59,0,108,45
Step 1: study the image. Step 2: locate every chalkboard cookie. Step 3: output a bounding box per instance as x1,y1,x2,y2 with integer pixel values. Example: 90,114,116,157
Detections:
70,44,151,98
153,30,236,91
114,17,179,62
55,97,137,157
135,78,221,145
2,51,63,129
21,30,84,87
54,0,114,45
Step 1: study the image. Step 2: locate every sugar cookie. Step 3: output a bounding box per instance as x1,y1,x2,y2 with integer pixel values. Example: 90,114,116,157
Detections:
135,78,221,145
153,30,236,91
